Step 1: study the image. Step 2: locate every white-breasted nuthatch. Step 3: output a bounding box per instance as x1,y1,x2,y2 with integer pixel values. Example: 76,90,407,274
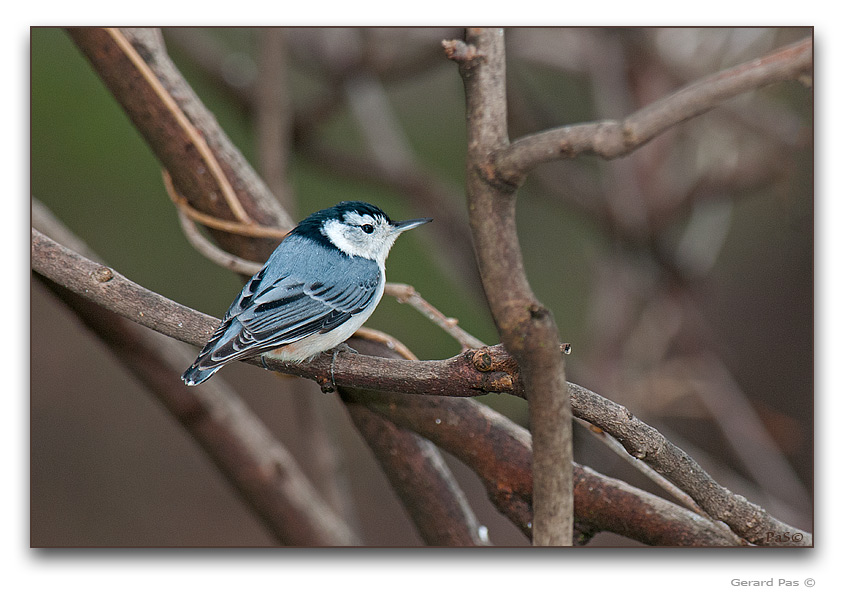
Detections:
182,201,431,386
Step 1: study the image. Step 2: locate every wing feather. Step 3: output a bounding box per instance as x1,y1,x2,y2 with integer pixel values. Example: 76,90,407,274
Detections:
184,237,383,381
240,272,376,343
191,237,383,372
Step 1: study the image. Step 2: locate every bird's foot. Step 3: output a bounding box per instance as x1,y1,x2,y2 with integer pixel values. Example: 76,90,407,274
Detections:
320,343,358,393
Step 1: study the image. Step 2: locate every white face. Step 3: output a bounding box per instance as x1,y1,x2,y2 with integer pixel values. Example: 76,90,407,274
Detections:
321,211,399,265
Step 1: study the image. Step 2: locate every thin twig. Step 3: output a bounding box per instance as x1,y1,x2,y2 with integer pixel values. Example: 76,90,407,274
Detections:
163,170,289,240
176,210,263,276
576,418,711,520
493,37,812,185
385,283,485,350
352,327,417,361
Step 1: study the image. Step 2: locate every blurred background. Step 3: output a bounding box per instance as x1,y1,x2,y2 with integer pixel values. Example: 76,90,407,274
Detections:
31,27,812,546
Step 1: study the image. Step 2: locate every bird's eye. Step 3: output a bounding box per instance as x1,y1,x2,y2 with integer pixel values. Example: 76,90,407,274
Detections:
361,224,374,234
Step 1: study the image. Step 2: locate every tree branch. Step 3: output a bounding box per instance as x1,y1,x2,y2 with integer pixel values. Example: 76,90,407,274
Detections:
493,36,811,186
32,224,811,545
65,28,506,545
63,27,495,547
255,28,295,212
67,27,292,263
32,207,359,546
340,344,742,546
447,28,574,545
567,383,811,546
343,395,488,545
38,27,811,547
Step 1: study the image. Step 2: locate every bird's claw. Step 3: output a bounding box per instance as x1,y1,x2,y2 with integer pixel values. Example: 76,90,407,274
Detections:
324,343,357,393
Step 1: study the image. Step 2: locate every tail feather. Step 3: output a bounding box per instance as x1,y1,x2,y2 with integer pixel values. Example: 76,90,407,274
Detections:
182,316,240,386
181,363,221,386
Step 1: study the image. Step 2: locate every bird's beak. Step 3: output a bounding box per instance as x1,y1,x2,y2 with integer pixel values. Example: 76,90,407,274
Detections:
393,217,433,233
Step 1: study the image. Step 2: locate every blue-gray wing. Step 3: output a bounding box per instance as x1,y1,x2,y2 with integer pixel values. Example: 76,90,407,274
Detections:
183,236,381,381
237,262,380,345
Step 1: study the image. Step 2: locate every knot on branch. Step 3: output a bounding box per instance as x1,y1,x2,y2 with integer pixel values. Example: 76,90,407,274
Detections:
474,159,520,193
588,120,632,159
442,39,484,66
465,345,523,395
91,266,114,283
317,375,337,393
528,303,550,320
471,350,494,372
468,344,518,374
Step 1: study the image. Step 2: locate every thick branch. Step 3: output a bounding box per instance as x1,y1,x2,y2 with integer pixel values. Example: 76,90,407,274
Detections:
35,227,729,547
450,27,574,545
63,29,503,545
567,383,811,546
30,224,506,395
494,36,812,185
31,226,811,546
344,395,488,546
67,27,292,262
33,204,484,547
341,343,742,546
32,211,359,546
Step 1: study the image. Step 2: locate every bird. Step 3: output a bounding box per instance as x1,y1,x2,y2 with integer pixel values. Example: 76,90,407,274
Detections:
181,201,432,386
